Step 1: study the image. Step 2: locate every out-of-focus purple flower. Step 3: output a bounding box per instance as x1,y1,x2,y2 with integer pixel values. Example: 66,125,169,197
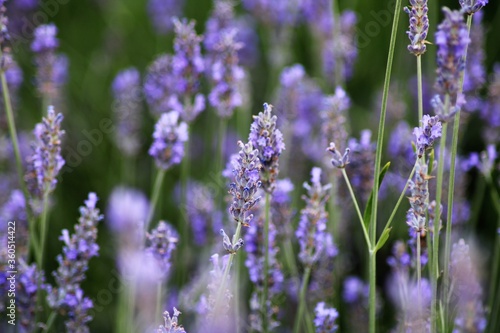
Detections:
404,0,429,56
272,178,294,205
346,130,375,201
321,88,350,165
171,18,205,123
450,239,487,332
46,193,102,332
388,121,415,167
343,276,369,304
149,111,189,170
413,114,442,158
204,253,233,325
233,15,259,67
26,106,65,198
435,8,470,104
107,186,149,233
248,103,285,192
314,302,339,333
296,167,336,266
483,64,500,143
301,0,334,39
31,24,68,103
204,0,236,54
459,0,488,14
406,159,429,237
208,29,244,118
271,178,295,240
147,0,184,34
17,260,43,333
155,308,186,333
228,141,262,225
112,68,143,156
146,221,179,279
144,54,176,117
463,12,486,113
1,189,26,223
242,0,300,27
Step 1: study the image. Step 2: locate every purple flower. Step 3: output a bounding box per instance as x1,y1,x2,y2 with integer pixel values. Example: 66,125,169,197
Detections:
321,88,350,160
346,130,375,201
46,193,102,332
144,54,176,117
296,167,336,266
112,68,143,156
406,159,429,236
404,0,429,56
301,0,334,38
459,0,488,14
156,308,186,333
17,260,44,333
146,221,179,279
107,186,149,233
413,114,442,158
343,276,369,304
248,103,285,192
326,142,350,169
435,8,470,103
272,178,294,205
31,23,59,53
388,121,415,166
1,189,27,223
242,0,300,27
314,302,339,333
26,106,65,198
208,29,244,118
171,18,205,122
149,111,189,170
204,0,236,54
228,141,262,225
147,0,184,34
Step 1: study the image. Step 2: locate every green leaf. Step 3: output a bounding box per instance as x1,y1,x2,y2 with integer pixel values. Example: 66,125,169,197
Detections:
428,148,435,175
375,227,392,252
363,162,391,229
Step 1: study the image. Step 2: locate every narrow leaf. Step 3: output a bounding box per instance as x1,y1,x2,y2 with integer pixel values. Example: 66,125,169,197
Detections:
375,227,392,252
363,162,391,229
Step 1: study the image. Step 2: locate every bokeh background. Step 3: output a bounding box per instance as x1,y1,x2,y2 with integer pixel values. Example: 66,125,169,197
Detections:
2,0,500,331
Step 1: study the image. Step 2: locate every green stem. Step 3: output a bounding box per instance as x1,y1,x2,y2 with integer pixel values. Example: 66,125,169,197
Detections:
442,16,473,329
127,279,136,333
43,311,57,332
39,191,50,269
417,55,423,122
235,253,241,333
328,173,340,238
293,266,312,333
262,192,271,332
283,238,298,277
431,120,448,332
369,250,377,333
417,233,421,289
368,1,402,330
156,281,163,324
341,169,371,248
145,169,166,231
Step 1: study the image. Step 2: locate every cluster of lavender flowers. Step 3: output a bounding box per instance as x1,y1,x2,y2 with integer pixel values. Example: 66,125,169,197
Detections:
45,193,103,333
404,0,429,56
414,114,442,158
147,0,184,34
314,302,339,333
155,308,186,333
145,221,179,280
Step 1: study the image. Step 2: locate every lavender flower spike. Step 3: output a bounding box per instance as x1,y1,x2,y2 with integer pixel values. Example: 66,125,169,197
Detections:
406,159,429,238
314,302,339,333
435,8,470,102
46,192,103,332
404,0,429,56
248,103,285,193
27,106,65,198
413,114,442,158
156,307,187,333
326,142,350,168
459,0,488,15
208,29,244,118
146,221,179,279
149,111,189,170
229,141,262,225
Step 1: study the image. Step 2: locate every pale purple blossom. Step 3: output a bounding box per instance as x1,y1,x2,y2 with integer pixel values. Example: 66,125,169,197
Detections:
314,302,339,333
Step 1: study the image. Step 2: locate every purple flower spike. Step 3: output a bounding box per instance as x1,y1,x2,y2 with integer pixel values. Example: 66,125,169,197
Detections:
314,302,339,332
144,55,176,117
26,106,65,198
326,143,350,169
156,307,186,333
147,0,184,34
46,193,103,332
208,29,244,118
228,141,262,225
459,0,488,15
149,111,189,170
112,68,143,156
248,103,285,193
404,0,429,56
31,23,59,53
435,8,470,102
296,167,336,267
146,221,179,279
413,114,442,158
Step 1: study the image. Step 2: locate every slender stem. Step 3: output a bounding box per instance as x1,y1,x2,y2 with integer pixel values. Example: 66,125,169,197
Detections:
381,162,418,233
417,233,421,288
369,250,377,333
442,16,473,329
235,252,241,333
416,55,423,122
127,279,137,333
328,173,340,237
283,238,298,277
145,169,166,231
341,169,371,248
368,2,402,330
39,191,50,268
431,120,448,332
43,311,57,332
155,281,163,324
262,192,271,332
293,266,312,333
